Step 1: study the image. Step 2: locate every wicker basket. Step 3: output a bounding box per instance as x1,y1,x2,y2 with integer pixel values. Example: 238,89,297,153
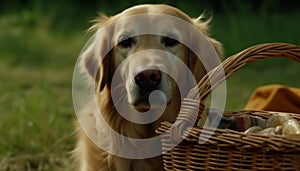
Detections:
156,43,300,170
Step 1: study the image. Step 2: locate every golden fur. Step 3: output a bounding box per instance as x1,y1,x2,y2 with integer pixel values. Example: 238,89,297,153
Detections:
73,4,223,171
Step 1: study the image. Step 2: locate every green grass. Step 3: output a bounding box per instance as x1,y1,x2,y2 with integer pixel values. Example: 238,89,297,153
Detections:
0,12,84,170
0,3,300,170
0,64,75,170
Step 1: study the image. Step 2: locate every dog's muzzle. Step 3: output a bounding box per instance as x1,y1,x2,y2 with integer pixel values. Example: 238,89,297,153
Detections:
132,69,168,111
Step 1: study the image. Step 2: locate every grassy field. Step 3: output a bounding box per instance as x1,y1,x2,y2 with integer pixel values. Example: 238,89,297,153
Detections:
0,12,85,170
1,2,300,170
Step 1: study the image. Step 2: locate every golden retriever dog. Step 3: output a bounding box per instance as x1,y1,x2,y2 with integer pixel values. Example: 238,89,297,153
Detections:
74,4,223,171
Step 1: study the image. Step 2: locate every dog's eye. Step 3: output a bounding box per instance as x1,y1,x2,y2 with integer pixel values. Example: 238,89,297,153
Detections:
118,37,134,48
162,36,179,47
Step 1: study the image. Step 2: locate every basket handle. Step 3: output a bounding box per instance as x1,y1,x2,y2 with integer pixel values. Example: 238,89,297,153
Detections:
177,42,300,124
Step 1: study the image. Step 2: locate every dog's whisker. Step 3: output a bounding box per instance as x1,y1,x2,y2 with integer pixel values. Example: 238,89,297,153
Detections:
111,83,126,94
111,83,127,109
111,89,127,110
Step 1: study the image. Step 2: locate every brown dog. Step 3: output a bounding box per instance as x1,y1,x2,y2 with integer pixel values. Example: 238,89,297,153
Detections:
73,4,223,171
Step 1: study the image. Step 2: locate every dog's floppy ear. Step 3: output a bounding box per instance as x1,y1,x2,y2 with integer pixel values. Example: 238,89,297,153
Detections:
80,14,113,92
188,14,223,82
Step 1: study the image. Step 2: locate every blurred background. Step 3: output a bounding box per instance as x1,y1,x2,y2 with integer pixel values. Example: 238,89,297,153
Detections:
0,0,300,170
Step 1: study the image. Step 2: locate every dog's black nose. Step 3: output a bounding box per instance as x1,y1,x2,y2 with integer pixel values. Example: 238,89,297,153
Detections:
134,69,161,88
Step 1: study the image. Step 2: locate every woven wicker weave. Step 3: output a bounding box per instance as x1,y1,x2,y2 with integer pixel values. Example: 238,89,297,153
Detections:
156,43,300,170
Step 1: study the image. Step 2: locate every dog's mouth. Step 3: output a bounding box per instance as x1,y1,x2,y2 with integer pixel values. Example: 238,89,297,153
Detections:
132,90,171,112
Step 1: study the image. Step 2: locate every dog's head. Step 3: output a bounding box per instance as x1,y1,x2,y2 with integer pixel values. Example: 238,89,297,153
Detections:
80,4,223,112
